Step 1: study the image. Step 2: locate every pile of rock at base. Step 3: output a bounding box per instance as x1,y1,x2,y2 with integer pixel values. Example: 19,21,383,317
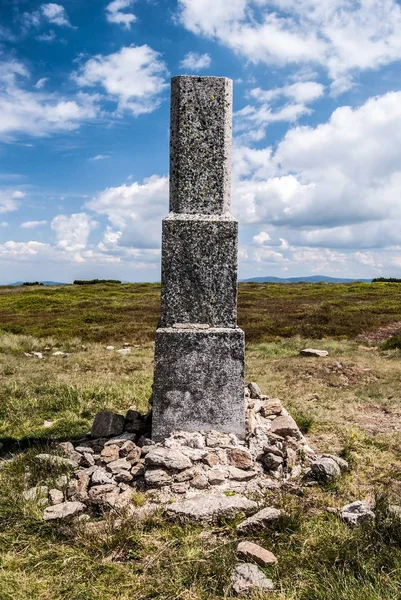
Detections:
30,383,346,521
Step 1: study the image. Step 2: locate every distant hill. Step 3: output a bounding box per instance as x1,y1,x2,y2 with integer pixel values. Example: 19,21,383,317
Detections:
240,275,372,284
9,281,68,286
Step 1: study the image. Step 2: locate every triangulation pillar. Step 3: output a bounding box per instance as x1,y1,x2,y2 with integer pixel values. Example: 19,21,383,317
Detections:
152,76,245,441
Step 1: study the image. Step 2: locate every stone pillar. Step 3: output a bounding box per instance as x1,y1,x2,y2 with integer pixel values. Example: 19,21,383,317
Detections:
152,76,245,442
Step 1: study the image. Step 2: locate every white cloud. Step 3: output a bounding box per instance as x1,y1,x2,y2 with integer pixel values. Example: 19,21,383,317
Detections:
0,222,8,227
0,60,99,140
34,78,49,89
73,46,168,116
41,3,71,27
253,231,271,245
51,213,98,262
21,220,48,229
87,175,169,249
250,81,324,104
232,90,401,254
106,0,136,29
89,154,110,161
178,0,401,91
0,189,24,214
36,30,57,42
180,52,211,70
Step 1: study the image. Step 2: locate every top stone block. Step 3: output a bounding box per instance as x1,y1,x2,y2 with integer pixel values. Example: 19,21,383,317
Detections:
169,76,232,215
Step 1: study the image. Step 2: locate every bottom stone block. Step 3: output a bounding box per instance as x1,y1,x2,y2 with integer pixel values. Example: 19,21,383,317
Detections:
152,326,245,442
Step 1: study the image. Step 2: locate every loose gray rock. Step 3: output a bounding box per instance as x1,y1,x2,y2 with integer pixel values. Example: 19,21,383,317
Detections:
229,467,258,482
106,458,131,474
322,454,349,472
237,541,278,567
191,473,209,489
166,493,257,522
23,485,49,503
270,415,302,440
341,501,375,525
208,469,227,485
261,398,283,417
145,447,192,471
144,468,173,487
300,348,329,357
104,432,137,446
43,501,85,521
231,563,274,596
262,453,284,471
248,382,262,399
48,489,64,505
206,431,234,448
117,348,131,355
91,467,114,485
237,507,282,533
310,457,341,483
227,447,253,470
91,411,125,438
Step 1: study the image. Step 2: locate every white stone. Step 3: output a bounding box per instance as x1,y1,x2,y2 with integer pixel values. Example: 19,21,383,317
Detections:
237,507,282,533
145,447,192,471
300,348,329,357
43,501,85,521
231,563,274,596
341,501,375,526
166,493,257,522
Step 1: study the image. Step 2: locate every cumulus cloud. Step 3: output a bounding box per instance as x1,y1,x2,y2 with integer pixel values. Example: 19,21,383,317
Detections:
41,3,71,27
51,213,98,262
21,220,47,229
0,60,99,140
87,175,168,249
73,45,168,116
232,90,401,256
178,0,401,91
0,189,24,214
106,0,136,29
180,52,211,70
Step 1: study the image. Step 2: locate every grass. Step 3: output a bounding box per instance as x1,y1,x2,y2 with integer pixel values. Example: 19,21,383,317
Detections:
0,283,401,598
2,280,401,343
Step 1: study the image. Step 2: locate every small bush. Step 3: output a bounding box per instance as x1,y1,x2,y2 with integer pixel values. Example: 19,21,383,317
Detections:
381,334,401,350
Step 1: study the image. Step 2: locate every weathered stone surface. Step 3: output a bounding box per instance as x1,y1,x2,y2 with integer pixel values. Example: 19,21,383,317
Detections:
300,348,329,357
88,484,120,506
262,453,284,471
322,454,349,472
237,541,278,567
104,432,137,446
237,507,282,533
166,493,257,522
341,501,375,525
107,458,131,474
23,485,49,503
91,467,113,485
270,415,302,439
229,467,258,481
231,563,274,596
228,448,253,470
91,411,125,438
43,501,85,521
160,215,238,328
206,431,233,448
48,489,64,505
169,76,232,215
310,457,341,482
261,398,283,416
144,468,173,487
179,446,208,461
152,328,245,441
191,473,209,489
208,469,227,485
248,382,262,399
145,447,192,471
125,409,147,434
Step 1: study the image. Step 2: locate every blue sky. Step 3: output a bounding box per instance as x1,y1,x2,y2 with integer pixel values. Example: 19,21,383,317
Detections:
1,0,401,283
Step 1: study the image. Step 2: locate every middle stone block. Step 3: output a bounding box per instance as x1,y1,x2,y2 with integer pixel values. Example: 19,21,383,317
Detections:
160,213,238,328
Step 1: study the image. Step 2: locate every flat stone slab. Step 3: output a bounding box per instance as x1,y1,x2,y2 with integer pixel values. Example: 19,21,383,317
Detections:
237,507,282,533
231,563,274,596
300,348,329,357
43,501,86,521
166,493,257,522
